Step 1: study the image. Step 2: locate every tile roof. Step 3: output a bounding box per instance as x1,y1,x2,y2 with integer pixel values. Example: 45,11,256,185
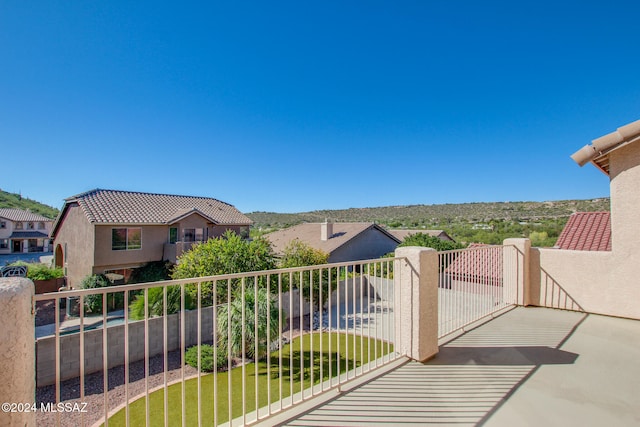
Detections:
571,119,640,175
265,222,400,255
58,189,252,226
387,229,453,242
444,244,503,283
0,208,52,222
9,231,50,239
555,212,611,251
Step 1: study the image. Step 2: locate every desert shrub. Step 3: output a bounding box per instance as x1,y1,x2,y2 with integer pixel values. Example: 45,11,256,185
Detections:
185,344,228,372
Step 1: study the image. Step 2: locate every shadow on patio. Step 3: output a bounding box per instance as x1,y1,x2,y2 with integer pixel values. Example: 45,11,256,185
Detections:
274,307,640,426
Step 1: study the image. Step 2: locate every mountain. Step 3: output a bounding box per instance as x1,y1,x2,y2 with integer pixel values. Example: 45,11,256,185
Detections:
0,190,60,219
247,198,610,230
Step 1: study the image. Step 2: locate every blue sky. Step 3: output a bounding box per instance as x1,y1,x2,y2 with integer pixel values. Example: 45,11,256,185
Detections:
1,1,639,213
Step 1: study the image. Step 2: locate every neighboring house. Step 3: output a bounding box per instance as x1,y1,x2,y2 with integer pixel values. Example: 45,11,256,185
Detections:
554,212,611,251
387,229,455,243
265,221,401,263
50,189,252,288
0,208,53,255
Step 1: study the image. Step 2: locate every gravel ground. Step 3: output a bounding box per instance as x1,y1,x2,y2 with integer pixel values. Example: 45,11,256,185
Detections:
35,315,311,427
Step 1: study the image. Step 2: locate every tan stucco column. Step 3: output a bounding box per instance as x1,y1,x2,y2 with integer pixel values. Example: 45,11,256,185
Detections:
0,278,35,427
394,246,439,362
503,238,531,306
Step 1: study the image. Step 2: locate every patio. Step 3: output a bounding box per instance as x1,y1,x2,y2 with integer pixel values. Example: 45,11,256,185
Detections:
271,306,640,426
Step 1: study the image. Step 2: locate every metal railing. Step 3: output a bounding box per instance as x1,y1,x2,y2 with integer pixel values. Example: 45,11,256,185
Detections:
34,257,402,427
438,245,521,338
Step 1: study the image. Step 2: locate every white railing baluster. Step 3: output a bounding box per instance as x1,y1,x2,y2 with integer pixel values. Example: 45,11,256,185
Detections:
102,293,108,427
33,257,414,427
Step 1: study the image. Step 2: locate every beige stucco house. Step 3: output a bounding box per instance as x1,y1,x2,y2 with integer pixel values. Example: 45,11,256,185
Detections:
50,189,252,287
531,118,640,319
265,221,401,263
0,209,53,254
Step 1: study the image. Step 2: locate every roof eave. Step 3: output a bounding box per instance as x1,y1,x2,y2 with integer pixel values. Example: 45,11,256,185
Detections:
571,119,640,175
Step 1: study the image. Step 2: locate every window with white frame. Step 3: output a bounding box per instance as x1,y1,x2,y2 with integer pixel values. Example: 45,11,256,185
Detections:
15,222,23,230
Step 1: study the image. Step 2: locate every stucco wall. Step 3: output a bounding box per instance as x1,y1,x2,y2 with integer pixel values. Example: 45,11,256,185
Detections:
36,307,216,386
93,224,168,272
329,228,398,263
533,139,640,320
609,143,640,257
53,204,95,288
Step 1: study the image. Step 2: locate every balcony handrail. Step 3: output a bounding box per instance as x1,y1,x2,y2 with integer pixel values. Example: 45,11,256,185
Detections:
34,256,404,300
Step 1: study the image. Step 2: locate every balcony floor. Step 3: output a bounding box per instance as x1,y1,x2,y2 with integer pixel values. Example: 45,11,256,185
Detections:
274,307,640,426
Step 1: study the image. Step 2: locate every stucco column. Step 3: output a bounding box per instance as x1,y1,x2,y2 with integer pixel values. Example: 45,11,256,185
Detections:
503,238,531,306
394,247,438,362
0,278,35,427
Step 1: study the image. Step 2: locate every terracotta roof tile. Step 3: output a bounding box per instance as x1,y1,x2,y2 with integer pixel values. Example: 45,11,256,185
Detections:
265,222,400,255
445,244,503,283
555,212,611,251
0,208,52,222
387,229,453,241
62,189,252,226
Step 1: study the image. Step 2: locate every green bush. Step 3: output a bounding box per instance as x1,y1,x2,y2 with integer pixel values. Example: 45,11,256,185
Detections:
128,261,173,284
9,261,64,281
80,274,124,314
185,344,228,372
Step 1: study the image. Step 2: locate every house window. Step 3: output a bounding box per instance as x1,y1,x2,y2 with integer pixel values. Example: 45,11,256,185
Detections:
27,222,35,230
0,239,8,249
112,228,142,251
183,228,204,242
0,221,5,229
15,222,23,230
169,227,178,244
38,222,45,230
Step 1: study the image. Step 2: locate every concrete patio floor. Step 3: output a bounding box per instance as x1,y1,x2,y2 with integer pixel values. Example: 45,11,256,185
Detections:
272,306,640,426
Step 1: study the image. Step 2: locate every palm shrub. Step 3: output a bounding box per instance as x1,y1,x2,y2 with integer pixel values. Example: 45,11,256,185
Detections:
217,287,281,360
130,285,195,320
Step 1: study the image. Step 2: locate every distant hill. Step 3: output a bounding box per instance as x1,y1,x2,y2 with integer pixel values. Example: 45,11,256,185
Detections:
247,198,610,230
0,190,60,219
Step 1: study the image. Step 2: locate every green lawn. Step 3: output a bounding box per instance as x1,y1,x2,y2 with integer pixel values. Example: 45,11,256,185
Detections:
106,332,393,426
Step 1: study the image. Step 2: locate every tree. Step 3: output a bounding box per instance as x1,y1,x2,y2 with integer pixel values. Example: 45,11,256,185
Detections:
279,239,333,310
217,287,281,360
398,233,465,251
171,231,277,305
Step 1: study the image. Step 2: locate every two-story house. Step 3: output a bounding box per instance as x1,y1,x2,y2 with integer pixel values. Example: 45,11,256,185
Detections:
0,209,53,255
50,189,253,287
